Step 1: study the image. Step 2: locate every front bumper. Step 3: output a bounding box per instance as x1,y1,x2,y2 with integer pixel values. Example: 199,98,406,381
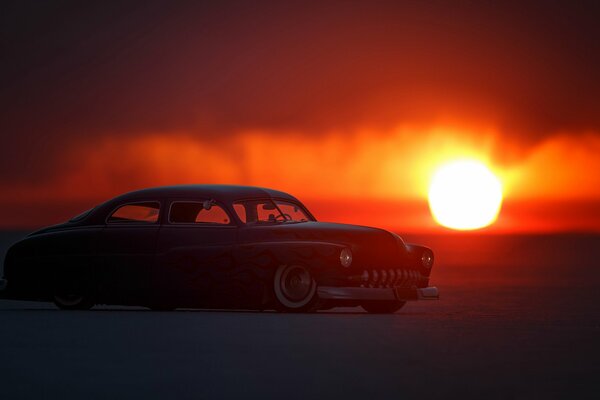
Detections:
317,286,439,301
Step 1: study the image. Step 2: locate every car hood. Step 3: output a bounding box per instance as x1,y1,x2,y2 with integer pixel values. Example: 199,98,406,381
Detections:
238,221,408,267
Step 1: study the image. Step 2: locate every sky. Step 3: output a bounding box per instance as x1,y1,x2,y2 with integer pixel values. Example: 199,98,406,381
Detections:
1,0,599,231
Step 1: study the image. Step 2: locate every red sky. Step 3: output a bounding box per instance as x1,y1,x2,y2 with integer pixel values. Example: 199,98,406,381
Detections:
1,1,599,232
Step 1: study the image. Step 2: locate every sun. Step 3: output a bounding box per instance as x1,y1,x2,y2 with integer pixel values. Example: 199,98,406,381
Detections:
428,160,503,230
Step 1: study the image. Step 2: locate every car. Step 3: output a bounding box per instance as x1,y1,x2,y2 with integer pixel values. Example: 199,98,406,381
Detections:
0,185,438,313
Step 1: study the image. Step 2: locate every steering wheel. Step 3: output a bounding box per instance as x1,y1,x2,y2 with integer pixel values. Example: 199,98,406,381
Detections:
274,213,292,221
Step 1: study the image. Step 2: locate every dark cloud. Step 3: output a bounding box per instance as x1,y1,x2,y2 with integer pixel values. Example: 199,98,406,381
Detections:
1,0,600,181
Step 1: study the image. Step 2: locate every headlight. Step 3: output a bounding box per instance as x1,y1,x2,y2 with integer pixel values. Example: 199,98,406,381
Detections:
421,249,434,268
340,248,352,268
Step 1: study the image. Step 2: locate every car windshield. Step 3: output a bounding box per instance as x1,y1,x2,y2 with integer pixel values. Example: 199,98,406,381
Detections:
233,199,313,224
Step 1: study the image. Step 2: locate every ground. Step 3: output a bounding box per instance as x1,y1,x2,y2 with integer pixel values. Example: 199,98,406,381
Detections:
0,232,599,399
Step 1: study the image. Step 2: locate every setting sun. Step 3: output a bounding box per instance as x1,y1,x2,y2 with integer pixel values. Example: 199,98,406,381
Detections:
428,160,503,230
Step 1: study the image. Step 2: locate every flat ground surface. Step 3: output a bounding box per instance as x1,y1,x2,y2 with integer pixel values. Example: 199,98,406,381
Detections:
1,231,599,399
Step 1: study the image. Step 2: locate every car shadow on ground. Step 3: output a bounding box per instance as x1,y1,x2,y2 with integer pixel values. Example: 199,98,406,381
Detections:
0,308,372,315
0,303,421,315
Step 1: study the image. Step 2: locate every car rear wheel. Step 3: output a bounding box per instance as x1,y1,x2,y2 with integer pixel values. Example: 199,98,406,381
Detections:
53,292,94,310
273,264,318,312
53,280,94,310
361,300,406,314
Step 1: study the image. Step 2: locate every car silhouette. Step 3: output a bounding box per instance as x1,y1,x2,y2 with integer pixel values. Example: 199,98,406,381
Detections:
0,185,438,313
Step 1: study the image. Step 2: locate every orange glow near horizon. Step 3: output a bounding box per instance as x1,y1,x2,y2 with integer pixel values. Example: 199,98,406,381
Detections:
0,126,523,201
1,127,599,232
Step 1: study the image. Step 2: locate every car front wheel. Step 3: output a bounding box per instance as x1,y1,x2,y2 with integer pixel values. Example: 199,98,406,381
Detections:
361,300,406,314
273,264,318,312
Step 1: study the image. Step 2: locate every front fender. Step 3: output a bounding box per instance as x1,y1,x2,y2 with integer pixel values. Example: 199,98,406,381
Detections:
405,244,435,277
235,241,346,273
231,241,348,307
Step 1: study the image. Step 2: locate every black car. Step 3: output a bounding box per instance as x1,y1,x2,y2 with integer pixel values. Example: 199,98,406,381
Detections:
0,185,438,313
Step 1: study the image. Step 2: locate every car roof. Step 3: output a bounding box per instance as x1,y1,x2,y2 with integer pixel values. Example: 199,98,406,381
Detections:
28,185,308,235
111,184,300,203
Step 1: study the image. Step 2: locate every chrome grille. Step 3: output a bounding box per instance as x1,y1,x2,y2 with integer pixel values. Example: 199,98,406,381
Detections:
357,268,423,288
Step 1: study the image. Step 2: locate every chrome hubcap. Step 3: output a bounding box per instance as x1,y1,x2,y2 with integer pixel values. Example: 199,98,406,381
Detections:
281,266,312,302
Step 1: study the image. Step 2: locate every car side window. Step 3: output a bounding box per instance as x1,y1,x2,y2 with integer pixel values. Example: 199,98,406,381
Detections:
107,202,160,224
169,202,231,225
233,203,247,223
257,203,276,221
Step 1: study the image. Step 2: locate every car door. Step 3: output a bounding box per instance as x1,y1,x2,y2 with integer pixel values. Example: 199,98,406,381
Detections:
96,201,162,305
154,199,237,308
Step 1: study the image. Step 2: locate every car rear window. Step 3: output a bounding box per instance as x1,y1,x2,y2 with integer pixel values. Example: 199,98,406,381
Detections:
107,202,160,224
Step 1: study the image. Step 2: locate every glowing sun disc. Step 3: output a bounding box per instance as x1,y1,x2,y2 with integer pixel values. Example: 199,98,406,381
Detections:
428,160,503,230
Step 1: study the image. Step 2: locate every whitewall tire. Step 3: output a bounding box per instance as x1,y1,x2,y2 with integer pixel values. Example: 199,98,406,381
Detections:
273,264,317,312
